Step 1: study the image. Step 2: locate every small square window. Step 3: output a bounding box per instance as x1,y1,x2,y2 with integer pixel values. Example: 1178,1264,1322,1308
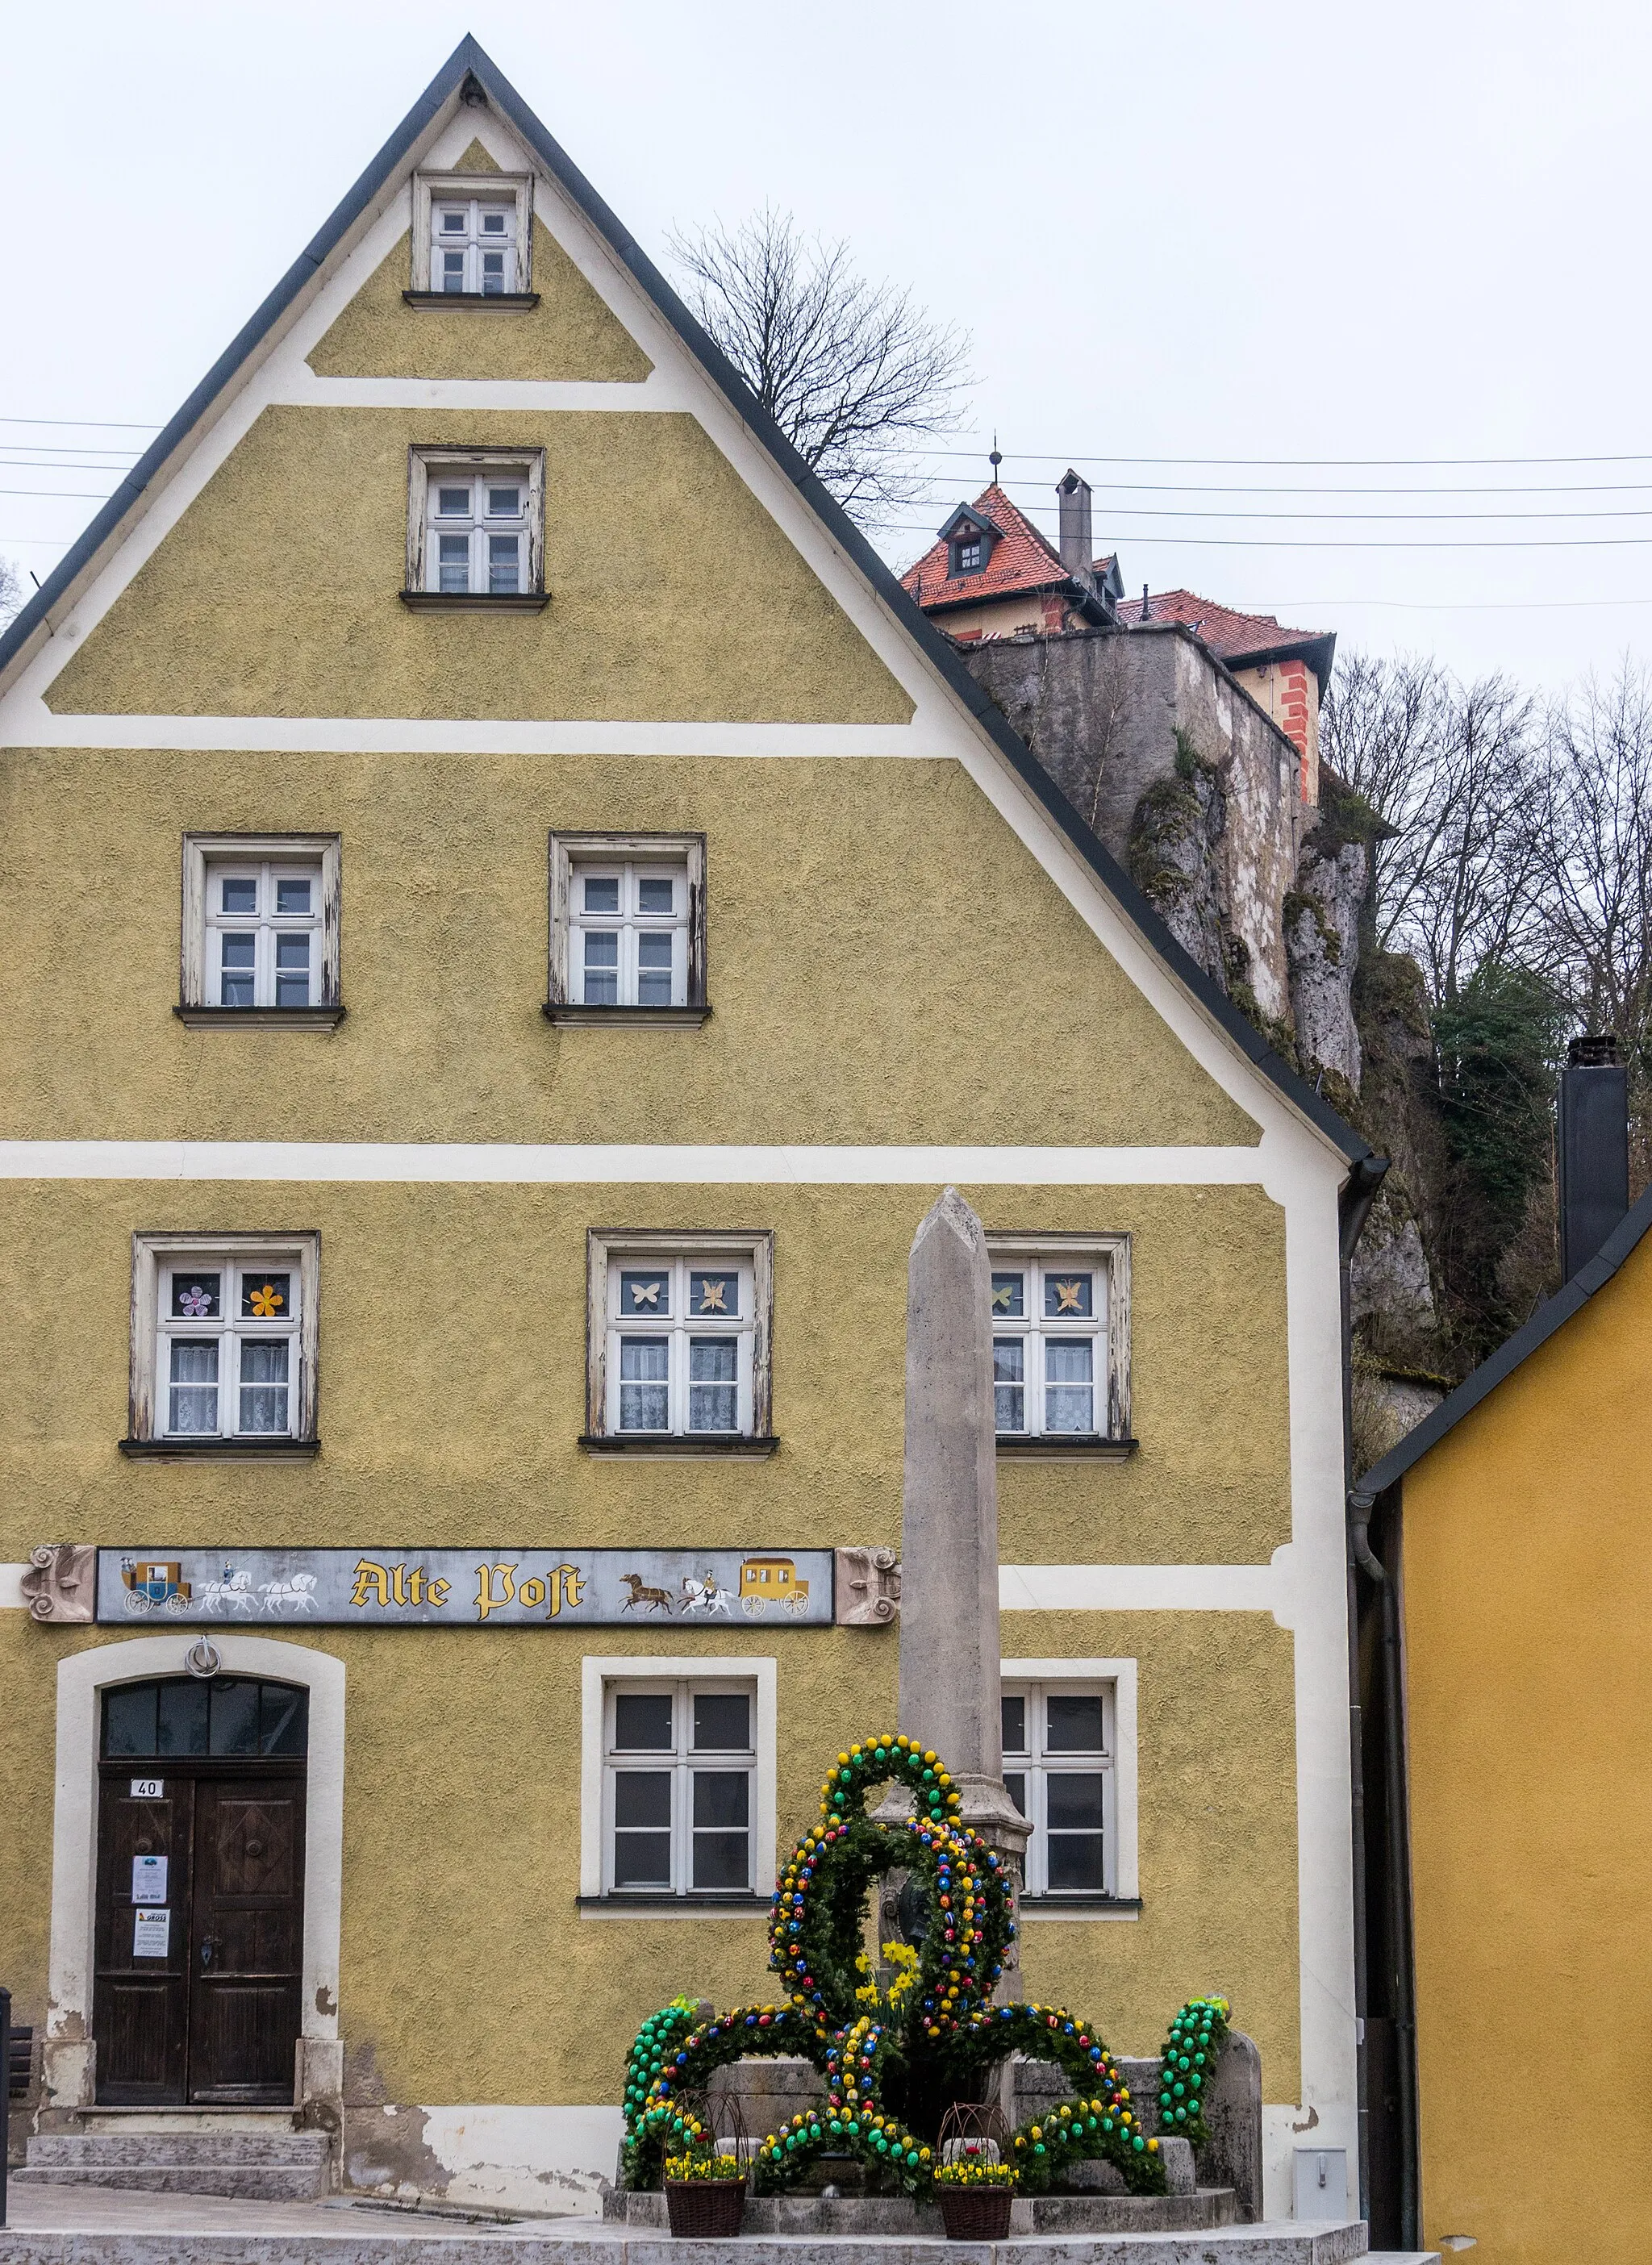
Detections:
586,1233,774,1448
408,452,544,602
549,834,707,1020
128,1234,320,1450
411,172,534,297
181,836,340,1023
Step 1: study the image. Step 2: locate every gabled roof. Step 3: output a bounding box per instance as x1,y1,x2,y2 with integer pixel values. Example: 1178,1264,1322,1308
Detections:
1357,1183,1652,1495
0,37,1371,1173
934,499,1007,546
902,484,1106,619
1121,588,1336,698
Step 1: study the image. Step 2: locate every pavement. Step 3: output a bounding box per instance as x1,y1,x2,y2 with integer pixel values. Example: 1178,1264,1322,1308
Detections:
0,2188,1439,2265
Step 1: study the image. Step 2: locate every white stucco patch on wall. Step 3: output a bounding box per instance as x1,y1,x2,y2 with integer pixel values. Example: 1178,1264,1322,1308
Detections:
417,2104,624,2216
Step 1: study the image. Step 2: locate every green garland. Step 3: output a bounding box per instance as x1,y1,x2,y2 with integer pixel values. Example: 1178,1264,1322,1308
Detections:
1155,1995,1231,2146
620,1731,1233,2200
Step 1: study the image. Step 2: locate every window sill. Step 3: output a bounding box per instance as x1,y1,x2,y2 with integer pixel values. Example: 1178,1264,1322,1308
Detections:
543,1003,711,1028
398,590,551,613
1017,1895,1142,1921
402,289,541,311
575,1894,770,1916
578,1433,779,1459
119,1437,320,1462
995,1436,1138,1461
174,1006,346,1032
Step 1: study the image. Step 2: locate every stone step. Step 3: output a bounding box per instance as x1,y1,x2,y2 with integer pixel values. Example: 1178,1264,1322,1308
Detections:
10,2163,330,2202
605,2187,1239,2237
26,2130,327,2167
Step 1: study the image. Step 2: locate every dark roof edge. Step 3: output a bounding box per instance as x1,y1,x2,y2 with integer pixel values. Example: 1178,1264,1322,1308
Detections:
0,35,1368,1172
1220,630,1337,699
1357,1179,1652,1494
0,43,471,682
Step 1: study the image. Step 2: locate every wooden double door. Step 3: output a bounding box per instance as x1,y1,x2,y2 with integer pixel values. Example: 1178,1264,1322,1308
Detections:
94,1737,306,2103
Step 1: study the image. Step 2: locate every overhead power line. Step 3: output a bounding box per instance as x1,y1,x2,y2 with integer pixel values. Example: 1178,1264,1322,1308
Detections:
917,445,1652,469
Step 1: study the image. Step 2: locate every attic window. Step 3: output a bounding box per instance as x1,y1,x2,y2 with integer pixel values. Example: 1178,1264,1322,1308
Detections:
402,448,549,611
407,171,536,303
949,524,991,578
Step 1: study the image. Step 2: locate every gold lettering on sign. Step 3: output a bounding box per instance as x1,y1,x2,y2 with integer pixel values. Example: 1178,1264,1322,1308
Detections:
351,1559,390,1608
428,1578,450,1608
517,1576,548,1609
473,1562,518,1621
407,1566,427,1606
548,1562,585,1617
390,1562,412,1606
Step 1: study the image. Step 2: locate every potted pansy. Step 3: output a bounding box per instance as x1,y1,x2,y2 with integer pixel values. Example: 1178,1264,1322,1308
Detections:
663,2142,747,2238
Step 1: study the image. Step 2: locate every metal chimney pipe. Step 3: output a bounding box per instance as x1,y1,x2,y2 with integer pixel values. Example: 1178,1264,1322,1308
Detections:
1056,469,1093,576
1558,1034,1629,1279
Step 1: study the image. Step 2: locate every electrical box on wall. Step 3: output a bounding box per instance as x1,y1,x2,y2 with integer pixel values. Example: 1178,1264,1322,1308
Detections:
1293,2146,1349,2219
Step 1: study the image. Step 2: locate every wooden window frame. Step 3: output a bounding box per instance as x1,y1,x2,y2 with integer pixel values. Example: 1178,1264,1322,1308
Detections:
986,1233,1133,1458
1001,1662,1140,1913
403,448,548,611
599,1675,759,1899
582,1228,774,1455
546,832,708,1027
125,1232,321,1460
407,169,536,301
177,835,342,1031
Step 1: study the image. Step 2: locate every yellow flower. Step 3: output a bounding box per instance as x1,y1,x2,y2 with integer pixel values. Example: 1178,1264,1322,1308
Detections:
248,1283,285,1316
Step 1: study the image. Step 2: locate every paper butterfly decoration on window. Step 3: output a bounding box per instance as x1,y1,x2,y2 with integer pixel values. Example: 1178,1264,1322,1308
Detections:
178,1285,215,1316
248,1284,286,1317
1053,1279,1087,1312
696,1281,728,1312
629,1282,662,1308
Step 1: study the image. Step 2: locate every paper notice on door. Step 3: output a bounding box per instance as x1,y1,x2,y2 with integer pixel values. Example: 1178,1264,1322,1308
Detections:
131,1854,168,1903
132,1907,171,1958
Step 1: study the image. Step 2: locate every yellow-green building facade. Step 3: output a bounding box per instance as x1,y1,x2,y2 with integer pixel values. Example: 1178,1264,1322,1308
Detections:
0,39,1375,2220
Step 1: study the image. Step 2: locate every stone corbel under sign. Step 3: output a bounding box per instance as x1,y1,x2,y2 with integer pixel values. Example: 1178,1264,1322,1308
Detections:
20,1543,96,1623
833,1546,901,1626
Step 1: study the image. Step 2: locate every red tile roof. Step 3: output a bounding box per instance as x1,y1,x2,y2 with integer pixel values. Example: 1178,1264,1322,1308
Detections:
1116,586,1327,669
902,485,1074,610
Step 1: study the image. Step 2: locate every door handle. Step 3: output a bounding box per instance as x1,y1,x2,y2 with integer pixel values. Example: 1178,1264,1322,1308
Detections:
200,1937,216,1970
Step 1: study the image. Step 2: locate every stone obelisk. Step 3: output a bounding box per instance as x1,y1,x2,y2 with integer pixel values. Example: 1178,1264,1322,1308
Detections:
898,1187,1029,1882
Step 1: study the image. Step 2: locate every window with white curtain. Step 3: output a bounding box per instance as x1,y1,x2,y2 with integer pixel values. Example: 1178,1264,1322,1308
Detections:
430,194,515,294
985,1237,1131,1445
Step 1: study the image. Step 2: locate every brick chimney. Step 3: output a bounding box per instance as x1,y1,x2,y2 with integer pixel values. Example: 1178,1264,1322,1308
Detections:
1558,1034,1629,1280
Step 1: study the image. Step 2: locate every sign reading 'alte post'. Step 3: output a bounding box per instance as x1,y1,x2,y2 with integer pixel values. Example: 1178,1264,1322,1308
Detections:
93,1547,857,1627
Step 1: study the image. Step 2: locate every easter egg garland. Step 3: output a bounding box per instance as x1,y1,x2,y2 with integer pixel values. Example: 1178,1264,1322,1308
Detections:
621,1733,1229,2200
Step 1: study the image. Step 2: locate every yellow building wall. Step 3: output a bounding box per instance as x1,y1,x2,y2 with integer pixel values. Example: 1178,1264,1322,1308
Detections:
0,749,1258,1150
0,1174,1293,2106
45,407,912,724
1401,1238,1652,2264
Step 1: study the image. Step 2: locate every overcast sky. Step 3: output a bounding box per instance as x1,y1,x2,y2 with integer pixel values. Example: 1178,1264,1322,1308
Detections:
6,0,1651,690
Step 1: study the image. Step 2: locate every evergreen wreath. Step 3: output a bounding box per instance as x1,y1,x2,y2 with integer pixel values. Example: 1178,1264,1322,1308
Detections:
621,1732,1231,2199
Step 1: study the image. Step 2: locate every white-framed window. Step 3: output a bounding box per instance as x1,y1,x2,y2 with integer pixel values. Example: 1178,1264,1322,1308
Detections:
127,1233,321,1450
986,1236,1132,1444
604,1677,756,1894
409,170,533,295
404,448,546,603
579,1657,778,1906
178,835,342,1024
547,832,707,1021
583,1230,774,1448
1000,1662,1138,1907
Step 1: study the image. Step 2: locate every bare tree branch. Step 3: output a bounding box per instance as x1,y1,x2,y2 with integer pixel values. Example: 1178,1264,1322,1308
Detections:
667,207,973,527
0,555,25,630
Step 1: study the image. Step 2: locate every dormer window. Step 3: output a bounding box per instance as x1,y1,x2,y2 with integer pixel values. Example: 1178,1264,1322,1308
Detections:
947,519,993,578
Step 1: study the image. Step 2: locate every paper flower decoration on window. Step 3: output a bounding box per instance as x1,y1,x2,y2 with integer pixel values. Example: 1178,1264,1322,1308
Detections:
248,1283,285,1317
178,1285,215,1316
